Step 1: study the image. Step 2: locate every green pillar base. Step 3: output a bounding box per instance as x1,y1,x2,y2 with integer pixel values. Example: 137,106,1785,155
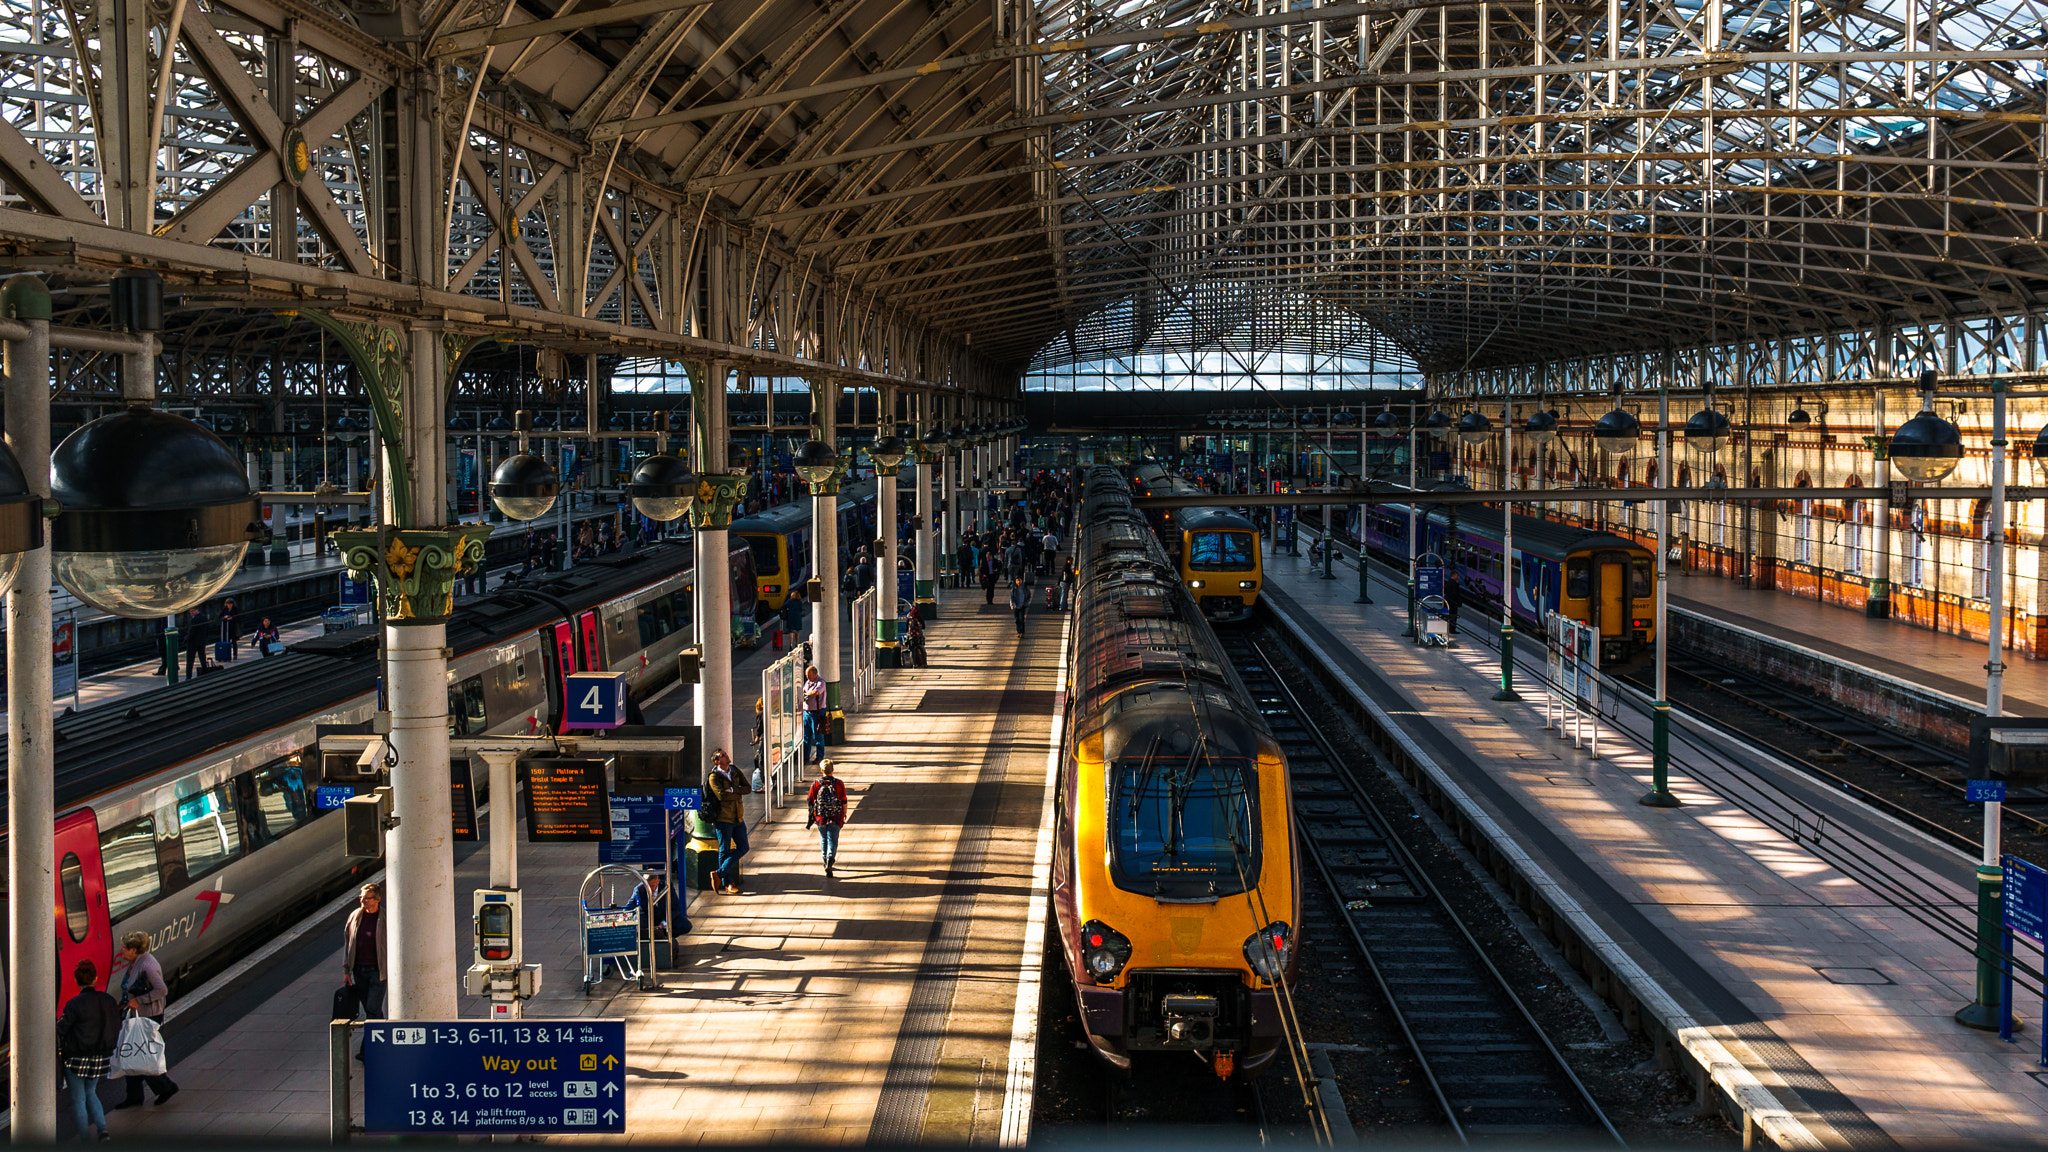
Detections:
825,682,843,743
876,642,901,669
1958,864,2008,1029
1953,1003,2020,1032
269,541,290,565
916,578,938,621
1492,626,1520,700
1642,701,1681,806
163,630,180,686
1639,790,1684,809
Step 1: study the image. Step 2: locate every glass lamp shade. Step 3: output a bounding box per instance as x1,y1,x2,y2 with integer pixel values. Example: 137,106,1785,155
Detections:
487,416,514,433
795,439,839,485
1370,410,1399,436
448,415,474,432
626,454,695,521
1683,408,1732,454
1787,406,1813,429
332,416,363,443
490,452,560,520
0,438,41,592
1523,409,1559,446
869,436,910,471
1421,410,1454,441
1593,408,1642,456
946,425,968,451
1888,409,1965,482
2032,424,2048,460
49,404,260,618
1455,410,1493,445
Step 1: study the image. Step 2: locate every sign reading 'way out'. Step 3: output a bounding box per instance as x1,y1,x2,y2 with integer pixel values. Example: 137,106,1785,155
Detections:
362,1019,626,1134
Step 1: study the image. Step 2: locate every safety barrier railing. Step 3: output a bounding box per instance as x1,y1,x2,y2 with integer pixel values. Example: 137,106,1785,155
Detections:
760,647,804,810
1544,611,1600,757
850,587,876,713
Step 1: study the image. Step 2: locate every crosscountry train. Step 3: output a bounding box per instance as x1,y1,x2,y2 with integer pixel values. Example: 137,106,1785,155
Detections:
12,538,722,1086
1351,498,1657,665
1053,466,1300,1078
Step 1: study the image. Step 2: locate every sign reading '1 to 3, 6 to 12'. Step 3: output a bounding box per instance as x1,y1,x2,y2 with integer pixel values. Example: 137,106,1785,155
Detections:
362,1020,626,1134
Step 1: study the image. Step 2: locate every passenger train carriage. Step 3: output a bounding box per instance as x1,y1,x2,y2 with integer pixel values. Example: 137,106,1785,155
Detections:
11,539,716,1084
729,479,879,614
1127,466,1263,621
1053,467,1299,1078
1352,499,1657,665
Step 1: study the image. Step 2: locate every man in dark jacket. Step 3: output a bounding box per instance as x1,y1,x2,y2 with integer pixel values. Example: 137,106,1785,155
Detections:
183,607,210,679
58,958,121,1141
706,749,751,894
1008,577,1029,635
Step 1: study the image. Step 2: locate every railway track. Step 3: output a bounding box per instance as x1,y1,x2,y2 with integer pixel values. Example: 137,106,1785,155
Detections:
1221,630,1623,1147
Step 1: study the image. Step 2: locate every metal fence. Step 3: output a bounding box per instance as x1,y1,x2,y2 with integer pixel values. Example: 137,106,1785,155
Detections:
850,588,876,713
759,648,805,810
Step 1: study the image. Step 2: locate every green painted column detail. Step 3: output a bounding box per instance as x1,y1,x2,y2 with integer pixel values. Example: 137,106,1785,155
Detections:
824,679,843,744
1640,702,1682,807
291,309,414,526
332,525,493,625
1956,866,2009,1030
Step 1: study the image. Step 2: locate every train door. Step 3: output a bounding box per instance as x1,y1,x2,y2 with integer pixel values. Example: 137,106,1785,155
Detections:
545,620,578,722
56,810,114,991
1595,551,1629,637
578,610,604,670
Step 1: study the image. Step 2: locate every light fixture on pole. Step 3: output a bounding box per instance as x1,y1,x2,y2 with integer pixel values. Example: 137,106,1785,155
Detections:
625,454,695,522
1421,410,1453,441
1523,409,1559,446
1683,407,1732,454
869,435,910,472
1786,401,1813,430
49,404,264,617
0,441,41,590
332,415,363,443
1593,407,1642,456
1887,372,1964,482
489,453,560,521
795,439,840,487
1455,410,1493,445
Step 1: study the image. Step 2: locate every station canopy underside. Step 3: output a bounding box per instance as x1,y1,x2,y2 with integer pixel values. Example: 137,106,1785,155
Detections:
3,0,2044,380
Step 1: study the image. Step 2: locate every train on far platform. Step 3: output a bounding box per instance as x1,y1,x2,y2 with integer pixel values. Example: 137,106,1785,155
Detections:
729,478,880,615
1350,499,1657,665
1052,466,1300,1079
1127,463,1263,621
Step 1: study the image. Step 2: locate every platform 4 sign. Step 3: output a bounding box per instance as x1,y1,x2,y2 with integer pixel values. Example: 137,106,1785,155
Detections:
362,1019,626,1134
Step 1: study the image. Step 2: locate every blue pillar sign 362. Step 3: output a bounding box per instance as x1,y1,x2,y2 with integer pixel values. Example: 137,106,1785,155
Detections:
362,1020,626,1134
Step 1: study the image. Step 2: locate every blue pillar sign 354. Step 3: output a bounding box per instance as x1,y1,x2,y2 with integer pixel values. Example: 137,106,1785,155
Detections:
362,1020,626,1134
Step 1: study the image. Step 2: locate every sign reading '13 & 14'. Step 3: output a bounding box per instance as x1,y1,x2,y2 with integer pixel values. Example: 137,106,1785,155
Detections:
362,1019,626,1134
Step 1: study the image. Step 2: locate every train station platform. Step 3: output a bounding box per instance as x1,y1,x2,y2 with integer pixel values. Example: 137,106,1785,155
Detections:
101,581,1068,1144
1259,541,2048,1148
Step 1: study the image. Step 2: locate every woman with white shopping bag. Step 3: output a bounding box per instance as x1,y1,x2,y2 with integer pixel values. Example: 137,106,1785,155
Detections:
111,932,178,1109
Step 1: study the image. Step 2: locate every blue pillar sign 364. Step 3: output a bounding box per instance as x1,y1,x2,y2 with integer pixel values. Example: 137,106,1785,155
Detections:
363,1020,626,1134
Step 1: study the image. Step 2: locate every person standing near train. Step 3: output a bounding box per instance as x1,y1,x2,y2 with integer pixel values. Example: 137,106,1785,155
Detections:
58,959,120,1142
112,933,178,1109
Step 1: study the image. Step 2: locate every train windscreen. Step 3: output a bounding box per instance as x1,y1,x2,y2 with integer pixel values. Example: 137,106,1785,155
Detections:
1111,753,1258,898
1187,531,1256,570
741,533,782,575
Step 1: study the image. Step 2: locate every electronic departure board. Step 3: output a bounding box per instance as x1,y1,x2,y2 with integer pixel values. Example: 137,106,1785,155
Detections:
450,757,479,842
522,758,611,842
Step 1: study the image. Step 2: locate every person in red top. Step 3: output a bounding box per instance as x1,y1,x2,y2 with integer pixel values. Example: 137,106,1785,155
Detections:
805,759,849,877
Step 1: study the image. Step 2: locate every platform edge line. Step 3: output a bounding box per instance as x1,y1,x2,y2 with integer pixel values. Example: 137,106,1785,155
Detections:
1266,600,1828,1152
999,603,1071,1149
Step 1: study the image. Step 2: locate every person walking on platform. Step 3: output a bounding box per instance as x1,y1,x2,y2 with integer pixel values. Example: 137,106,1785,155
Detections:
805,759,849,876
707,749,751,894
981,552,999,605
1040,528,1059,576
801,665,827,762
112,933,178,1110
342,883,387,1029
1444,575,1465,636
182,606,210,679
58,958,119,1143
253,616,281,657
1004,539,1027,585
1009,577,1028,635
218,598,238,660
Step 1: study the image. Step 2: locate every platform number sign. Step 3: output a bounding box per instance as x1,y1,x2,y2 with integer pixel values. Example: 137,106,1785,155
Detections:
361,1019,626,1134
563,671,629,730
1415,566,1445,600
1967,779,2007,804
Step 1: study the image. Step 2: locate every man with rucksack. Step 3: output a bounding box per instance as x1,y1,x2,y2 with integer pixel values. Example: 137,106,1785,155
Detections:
805,759,850,877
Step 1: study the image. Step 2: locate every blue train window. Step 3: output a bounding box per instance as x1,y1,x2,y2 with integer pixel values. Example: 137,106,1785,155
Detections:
1188,531,1255,570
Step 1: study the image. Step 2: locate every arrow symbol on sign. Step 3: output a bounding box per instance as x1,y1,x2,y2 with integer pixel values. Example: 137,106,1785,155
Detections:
603,1110,619,1123
602,1054,620,1069
602,1083,619,1096
370,1029,385,1042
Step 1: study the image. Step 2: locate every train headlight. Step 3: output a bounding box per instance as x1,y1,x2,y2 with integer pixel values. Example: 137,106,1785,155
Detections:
1188,579,1206,588
1081,920,1132,984
1238,580,1256,589
1242,922,1292,982
763,584,780,595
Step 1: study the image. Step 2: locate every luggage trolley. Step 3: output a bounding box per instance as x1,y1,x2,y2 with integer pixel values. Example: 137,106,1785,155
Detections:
1418,595,1452,646
579,864,654,994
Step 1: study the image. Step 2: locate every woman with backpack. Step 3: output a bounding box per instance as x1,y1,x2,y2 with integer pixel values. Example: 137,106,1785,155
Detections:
805,759,850,876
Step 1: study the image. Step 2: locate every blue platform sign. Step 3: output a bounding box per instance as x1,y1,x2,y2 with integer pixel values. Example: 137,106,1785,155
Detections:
2004,856,2048,946
664,787,701,811
1415,566,1445,599
315,786,353,810
361,1019,625,1134
1968,779,2008,803
562,671,629,730
339,574,371,606
599,795,674,865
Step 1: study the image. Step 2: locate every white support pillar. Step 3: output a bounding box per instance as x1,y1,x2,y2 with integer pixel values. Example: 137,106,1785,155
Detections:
810,378,843,734
383,323,458,1022
878,388,901,666
693,363,737,781
7,306,55,1141
915,396,937,620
